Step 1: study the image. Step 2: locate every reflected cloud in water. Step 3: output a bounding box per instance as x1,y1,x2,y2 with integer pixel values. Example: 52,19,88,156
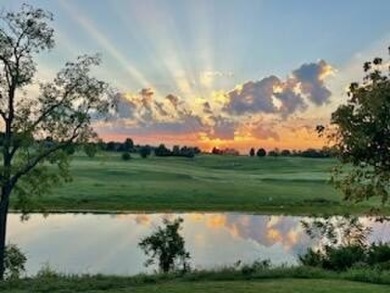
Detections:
6,213,390,276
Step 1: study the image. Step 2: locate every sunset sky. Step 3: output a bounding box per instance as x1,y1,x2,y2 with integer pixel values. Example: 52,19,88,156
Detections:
2,0,390,152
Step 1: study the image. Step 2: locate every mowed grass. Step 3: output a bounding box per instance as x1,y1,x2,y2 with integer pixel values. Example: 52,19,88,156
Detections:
14,153,387,215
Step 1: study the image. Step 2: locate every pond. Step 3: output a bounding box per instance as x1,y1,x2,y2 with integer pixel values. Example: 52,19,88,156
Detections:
7,213,390,276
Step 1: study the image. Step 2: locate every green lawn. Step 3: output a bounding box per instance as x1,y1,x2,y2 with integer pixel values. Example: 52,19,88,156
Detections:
11,153,387,215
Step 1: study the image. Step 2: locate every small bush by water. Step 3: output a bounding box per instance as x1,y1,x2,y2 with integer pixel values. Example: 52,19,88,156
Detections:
299,243,390,271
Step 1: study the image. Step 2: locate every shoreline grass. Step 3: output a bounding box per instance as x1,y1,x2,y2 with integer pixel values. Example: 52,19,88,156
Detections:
2,266,390,292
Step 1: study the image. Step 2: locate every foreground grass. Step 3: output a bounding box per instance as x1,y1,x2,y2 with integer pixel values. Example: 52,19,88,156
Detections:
11,153,388,215
3,279,389,293
2,267,390,292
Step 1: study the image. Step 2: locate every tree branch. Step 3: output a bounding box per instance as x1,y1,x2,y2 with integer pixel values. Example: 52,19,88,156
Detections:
10,122,83,188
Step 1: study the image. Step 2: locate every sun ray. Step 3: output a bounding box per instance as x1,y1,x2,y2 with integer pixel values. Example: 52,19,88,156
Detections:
116,1,197,99
58,0,153,91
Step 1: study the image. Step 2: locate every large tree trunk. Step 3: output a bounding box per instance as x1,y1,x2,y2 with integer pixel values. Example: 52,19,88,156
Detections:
0,188,10,281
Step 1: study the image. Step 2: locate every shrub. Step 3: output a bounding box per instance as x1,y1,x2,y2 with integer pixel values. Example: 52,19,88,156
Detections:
299,248,325,268
4,244,27,280
121,152,131,161
367,243,390,268
241,259,270,276
323,245,366,271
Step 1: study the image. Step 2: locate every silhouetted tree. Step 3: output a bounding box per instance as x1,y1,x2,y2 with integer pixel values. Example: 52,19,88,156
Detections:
268,149,279,157
256,148,266,157
249,148,255,157
172,145,180,156
154,144,171,156
106,141,117,152
123,138,134,152
280,149,291,156
139,145,151,158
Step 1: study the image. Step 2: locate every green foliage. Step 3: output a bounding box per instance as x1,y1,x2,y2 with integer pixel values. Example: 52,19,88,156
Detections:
299,216,389,271
329,48,390,205
367,243,390,269
0,3,114,208
4,244,26,280
84,143,97,158
138,217,190,273
121,152,131,161
1,266,390,292
36,263,60,279
139,145,151,158
241,259,270,276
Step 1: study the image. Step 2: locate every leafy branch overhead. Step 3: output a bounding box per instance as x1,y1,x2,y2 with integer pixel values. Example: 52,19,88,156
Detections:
325,47,390,206
0,4,115,212
0,4,114,279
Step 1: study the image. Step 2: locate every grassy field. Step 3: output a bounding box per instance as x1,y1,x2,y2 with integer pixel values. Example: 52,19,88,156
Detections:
12,152,386,215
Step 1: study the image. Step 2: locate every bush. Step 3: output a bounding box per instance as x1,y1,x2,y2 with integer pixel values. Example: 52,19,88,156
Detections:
300,243,390,271
299,248,325,268
241,259,270,276
121,152,131,161
324,245,366,271
4,244,27,280
367,243,390,268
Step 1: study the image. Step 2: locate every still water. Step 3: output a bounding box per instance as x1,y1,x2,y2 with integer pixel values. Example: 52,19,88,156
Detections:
7,213,390,276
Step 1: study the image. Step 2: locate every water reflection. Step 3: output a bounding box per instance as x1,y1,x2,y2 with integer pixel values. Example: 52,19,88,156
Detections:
6,213,390,276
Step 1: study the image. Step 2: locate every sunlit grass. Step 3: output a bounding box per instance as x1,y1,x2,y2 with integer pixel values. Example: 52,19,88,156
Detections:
10,153,388,215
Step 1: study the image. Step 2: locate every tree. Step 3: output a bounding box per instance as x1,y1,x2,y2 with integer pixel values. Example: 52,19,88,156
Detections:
280,149,291,156
4,244,26,280
123,138,134,152
0,5,113,279
256,148,266,157
327,48,390,206
154,143,171,156
139,145,151,158
84,142,97,158
172,145,180,156
138,217,190,273
249,148,255,157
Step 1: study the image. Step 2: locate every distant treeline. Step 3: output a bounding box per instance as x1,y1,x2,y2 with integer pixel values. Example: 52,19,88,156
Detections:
0,133,334,159
247,147,335,158
87,138,201,158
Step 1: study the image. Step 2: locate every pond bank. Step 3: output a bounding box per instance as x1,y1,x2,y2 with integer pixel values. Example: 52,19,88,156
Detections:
2,266,390,292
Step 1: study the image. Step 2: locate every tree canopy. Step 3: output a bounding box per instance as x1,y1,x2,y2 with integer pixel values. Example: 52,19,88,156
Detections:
0,4,114,279
326,47,390,206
